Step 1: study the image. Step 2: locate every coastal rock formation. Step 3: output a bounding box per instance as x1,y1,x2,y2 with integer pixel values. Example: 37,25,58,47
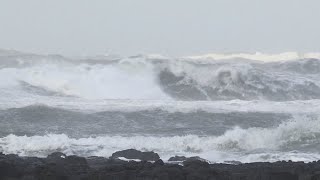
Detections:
111,149,160,161
168,155,208,162
1,150,320,180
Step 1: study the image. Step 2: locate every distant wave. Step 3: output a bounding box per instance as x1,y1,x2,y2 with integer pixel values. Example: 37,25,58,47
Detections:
0,50,320,101
0,105,291,137
185,52,320,62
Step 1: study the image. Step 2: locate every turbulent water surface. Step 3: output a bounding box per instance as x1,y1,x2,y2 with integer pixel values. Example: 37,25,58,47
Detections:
1,50,320,163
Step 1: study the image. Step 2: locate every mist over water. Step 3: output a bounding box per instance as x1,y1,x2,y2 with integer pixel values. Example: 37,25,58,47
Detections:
1,49,320,163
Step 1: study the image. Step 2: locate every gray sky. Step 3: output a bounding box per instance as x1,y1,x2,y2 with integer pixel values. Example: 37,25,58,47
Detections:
0,0,320,56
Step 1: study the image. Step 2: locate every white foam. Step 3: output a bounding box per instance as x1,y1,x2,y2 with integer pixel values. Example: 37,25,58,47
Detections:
185,52,320,62
166,60,253,87
1,51,320,102
163,56,320,101
0,59,170,100
1,116,319,162
117,157,142,162
1,50,320,163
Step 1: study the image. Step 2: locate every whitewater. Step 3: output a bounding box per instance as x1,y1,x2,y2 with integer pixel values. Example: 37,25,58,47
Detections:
1,49,320,163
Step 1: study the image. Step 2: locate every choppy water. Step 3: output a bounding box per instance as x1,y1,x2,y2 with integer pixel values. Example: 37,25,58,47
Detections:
1,50,320,163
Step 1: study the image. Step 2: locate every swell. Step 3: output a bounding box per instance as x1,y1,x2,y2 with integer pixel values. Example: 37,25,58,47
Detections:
0,105,290,137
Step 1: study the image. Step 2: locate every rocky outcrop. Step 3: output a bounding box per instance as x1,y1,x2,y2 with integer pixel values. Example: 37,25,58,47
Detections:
111,149,160,161
168,155,208,162
1,150,320,180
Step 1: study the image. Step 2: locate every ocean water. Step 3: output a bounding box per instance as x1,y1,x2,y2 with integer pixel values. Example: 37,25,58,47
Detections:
1,50,320,163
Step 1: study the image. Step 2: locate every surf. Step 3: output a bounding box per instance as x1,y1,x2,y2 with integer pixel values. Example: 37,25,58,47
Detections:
0,50,320,101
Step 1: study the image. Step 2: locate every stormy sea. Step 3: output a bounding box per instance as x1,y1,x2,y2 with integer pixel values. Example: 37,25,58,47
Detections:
1,49,320,163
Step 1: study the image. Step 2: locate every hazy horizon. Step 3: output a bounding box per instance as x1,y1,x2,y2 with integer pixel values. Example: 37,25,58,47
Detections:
1,0,320,56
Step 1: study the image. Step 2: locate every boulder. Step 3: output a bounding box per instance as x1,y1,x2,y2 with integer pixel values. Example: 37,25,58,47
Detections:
168,155,208,163
183,159,210,169
154,159,165,166
111,149,160,161
47,152,66,160
1,151,320,179
36,152,89,179
168,155,187,161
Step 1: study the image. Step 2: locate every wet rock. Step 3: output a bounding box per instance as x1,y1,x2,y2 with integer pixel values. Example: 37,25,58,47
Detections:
168,155,208,162
0,154,27,179
183,159,210,168
111,149,160,161
47,152,67,160
1,150,320,180
154,159,165,166
35,152,90,179
87,156,123,169
168,155,188,161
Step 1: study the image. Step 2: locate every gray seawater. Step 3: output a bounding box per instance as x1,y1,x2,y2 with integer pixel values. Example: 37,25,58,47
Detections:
1,50,320,163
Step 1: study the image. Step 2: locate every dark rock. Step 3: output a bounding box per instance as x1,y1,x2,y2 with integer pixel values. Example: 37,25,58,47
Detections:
151,164,185,180
168,155,187,161
154,159,165,166
183,159,210,169
47,152,67,160
268,172,298,180
35,152,90,179
168,155,208,163
1,150,320,180
0,154,26,179
65,155,88,165
87,156,121,169
111,149,160,161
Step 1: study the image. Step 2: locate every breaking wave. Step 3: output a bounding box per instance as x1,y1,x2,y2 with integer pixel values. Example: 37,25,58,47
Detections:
0,50,320,101
1,116,320,162
1,50,320,163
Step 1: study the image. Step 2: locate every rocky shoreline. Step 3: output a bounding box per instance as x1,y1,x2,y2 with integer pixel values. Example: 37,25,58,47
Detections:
1,149,320,180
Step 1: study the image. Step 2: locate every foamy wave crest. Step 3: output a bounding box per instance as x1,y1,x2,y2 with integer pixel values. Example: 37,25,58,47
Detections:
214,116,320,151
1,49,320,101
159,58,320,100
185,52,320,62
1,116,319,162
0,59,169,100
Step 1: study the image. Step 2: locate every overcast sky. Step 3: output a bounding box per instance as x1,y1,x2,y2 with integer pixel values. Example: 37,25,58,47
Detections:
0,0,320,56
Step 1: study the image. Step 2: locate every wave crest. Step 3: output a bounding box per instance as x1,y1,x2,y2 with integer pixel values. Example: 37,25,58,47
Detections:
1,50,320,101
1,116,319,162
